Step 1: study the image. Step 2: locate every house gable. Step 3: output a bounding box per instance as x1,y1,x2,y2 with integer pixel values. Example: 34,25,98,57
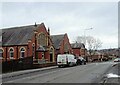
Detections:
50,34,64,49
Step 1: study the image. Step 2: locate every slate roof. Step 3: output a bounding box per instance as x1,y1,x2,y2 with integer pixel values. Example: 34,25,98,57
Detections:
50,34,65,49
71,42,85,49
1,23,42,46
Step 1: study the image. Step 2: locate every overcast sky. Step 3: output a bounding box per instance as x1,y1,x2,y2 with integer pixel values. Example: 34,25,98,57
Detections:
0,1,118,49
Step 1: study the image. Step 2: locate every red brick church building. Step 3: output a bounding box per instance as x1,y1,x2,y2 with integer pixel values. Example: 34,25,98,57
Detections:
0,23,55,64
0,23,73,65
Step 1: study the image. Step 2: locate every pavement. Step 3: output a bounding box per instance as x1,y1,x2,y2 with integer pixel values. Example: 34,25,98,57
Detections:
1,65,58,79
100,62,120,84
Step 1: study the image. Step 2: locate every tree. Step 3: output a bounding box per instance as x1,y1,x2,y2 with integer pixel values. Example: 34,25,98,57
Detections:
86,36,102,56
75,36,102,57
76,36,85,44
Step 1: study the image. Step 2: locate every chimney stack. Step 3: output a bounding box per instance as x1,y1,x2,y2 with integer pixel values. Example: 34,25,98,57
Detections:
34,22,37,27
48,27,50,35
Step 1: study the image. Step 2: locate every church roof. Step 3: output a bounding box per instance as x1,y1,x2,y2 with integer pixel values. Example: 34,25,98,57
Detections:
1,23,45,46
50,34,65,49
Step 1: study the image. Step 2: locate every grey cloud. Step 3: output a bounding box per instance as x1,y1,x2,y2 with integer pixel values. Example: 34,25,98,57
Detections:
1,2,118,49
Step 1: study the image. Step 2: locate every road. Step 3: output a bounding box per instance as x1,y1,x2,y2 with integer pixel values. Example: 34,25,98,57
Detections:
2,61,118,83
101,62,120,84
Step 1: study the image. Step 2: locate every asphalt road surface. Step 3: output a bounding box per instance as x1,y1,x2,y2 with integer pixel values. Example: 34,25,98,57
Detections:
100,62,120,84
3,61,116,83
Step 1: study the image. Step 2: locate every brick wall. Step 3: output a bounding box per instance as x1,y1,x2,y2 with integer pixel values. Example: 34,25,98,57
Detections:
72,48,80,57
59,34,72,54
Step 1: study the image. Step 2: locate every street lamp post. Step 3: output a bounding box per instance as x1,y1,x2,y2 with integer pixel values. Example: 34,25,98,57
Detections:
83,28,93,62
84,28,93,46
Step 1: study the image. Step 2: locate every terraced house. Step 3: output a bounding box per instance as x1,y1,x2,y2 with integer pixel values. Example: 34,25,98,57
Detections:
71,42,86,59
0,23,55,65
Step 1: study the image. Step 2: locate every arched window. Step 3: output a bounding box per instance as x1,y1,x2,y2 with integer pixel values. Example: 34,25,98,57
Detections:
64,43,69,53
50,48,53,53
32,43,35,57
38,33,47,46
0,49,3,59
42,52,44,59
50,48,54,62
9,48,14,59
20,48,25,58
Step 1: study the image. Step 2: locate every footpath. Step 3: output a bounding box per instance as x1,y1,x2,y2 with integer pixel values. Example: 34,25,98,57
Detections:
1,66,58,80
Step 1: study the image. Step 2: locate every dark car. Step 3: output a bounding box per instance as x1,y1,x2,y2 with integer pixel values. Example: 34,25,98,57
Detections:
76,57,86,65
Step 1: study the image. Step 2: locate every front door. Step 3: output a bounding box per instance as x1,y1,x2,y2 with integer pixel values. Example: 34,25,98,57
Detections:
50,53,53,62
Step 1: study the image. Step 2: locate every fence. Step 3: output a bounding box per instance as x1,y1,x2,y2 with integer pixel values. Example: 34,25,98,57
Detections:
2,56,33,73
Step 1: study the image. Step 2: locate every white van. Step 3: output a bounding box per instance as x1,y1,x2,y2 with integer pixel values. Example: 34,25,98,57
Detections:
57,54,77,67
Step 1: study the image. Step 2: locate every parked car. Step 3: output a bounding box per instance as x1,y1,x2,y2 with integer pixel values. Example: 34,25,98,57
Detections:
57,54,77,67
114,58,120,62
76,57,86,65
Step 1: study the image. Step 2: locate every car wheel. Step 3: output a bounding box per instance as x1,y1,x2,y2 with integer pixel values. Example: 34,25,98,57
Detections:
69,62,73,66
58,65,61,68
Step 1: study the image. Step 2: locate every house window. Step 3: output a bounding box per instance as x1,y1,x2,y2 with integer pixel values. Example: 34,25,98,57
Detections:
64,44,69,53
9,48,14,59
0,49,3,59
20,48,25,58
42,52,44,59
38,33,47,46
32,44,35,56
50,48,54,62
